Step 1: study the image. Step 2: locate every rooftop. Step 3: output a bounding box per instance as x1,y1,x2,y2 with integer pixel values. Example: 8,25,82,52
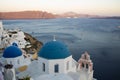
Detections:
38,41,71,59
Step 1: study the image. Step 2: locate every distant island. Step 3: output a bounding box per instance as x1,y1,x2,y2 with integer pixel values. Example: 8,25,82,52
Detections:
0,11,56,19
92,16,120,19
57,12,99,18
0,11,120,19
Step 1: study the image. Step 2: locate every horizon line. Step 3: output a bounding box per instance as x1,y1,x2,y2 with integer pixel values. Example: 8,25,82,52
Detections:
0,10,120,17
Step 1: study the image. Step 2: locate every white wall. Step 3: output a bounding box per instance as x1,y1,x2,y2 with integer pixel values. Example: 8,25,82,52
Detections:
1,29,27,48
79,70,94,80
64,56,76,73
9,31,26,48
3,55,31,68
0,21,3,45
39,56,76,75
0,21,3,34
38,57,49,74
48,58,65,74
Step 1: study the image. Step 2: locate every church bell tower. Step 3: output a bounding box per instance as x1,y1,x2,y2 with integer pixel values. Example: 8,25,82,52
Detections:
77,51,94,80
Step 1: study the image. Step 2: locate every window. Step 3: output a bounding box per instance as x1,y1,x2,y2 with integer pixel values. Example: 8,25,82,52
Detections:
9,35,12,37
17,60,20,64
66,61,69,70
82,63,84,68
54,64,59,73
86,64,89,69
42,63,45,72
10,61,12,64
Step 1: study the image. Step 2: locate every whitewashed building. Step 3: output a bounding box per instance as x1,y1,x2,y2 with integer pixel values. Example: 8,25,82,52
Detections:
38,40,76,74
1,29,27,48
0,31,97,80
0,21,3,47
34,39,96,80
0,21,30,49
2,43,31,68
0,39,96,80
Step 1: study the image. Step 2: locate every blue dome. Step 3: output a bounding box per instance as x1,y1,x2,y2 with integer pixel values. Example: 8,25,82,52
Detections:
38,41,71,59
3,45,22,58
12,42,18,47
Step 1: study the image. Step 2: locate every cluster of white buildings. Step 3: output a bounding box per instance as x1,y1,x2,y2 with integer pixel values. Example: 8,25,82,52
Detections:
0,21,30,49
0,21,97,80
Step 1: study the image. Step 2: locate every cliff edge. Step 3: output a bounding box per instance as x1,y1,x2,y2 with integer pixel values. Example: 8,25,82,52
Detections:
24,32,43,54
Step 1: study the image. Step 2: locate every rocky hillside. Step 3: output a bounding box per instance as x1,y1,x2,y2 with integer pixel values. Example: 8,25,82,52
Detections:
0,11,56,19
24,32,43,54
0,32,43,59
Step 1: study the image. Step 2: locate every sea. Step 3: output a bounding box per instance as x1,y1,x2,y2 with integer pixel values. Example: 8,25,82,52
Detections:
2,18,120,80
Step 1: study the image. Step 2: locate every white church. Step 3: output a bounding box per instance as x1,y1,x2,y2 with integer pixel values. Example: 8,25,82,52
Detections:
0,21,97,80
0,39,97,80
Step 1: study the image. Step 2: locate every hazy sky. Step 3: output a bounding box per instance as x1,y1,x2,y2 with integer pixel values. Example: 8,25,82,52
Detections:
0,0,120,16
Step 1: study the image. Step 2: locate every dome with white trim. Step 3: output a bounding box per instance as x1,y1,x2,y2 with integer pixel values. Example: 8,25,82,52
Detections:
38,40,71,59
3,43,22,58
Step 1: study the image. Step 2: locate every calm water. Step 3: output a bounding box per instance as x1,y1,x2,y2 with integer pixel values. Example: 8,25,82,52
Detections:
2,18,120,80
